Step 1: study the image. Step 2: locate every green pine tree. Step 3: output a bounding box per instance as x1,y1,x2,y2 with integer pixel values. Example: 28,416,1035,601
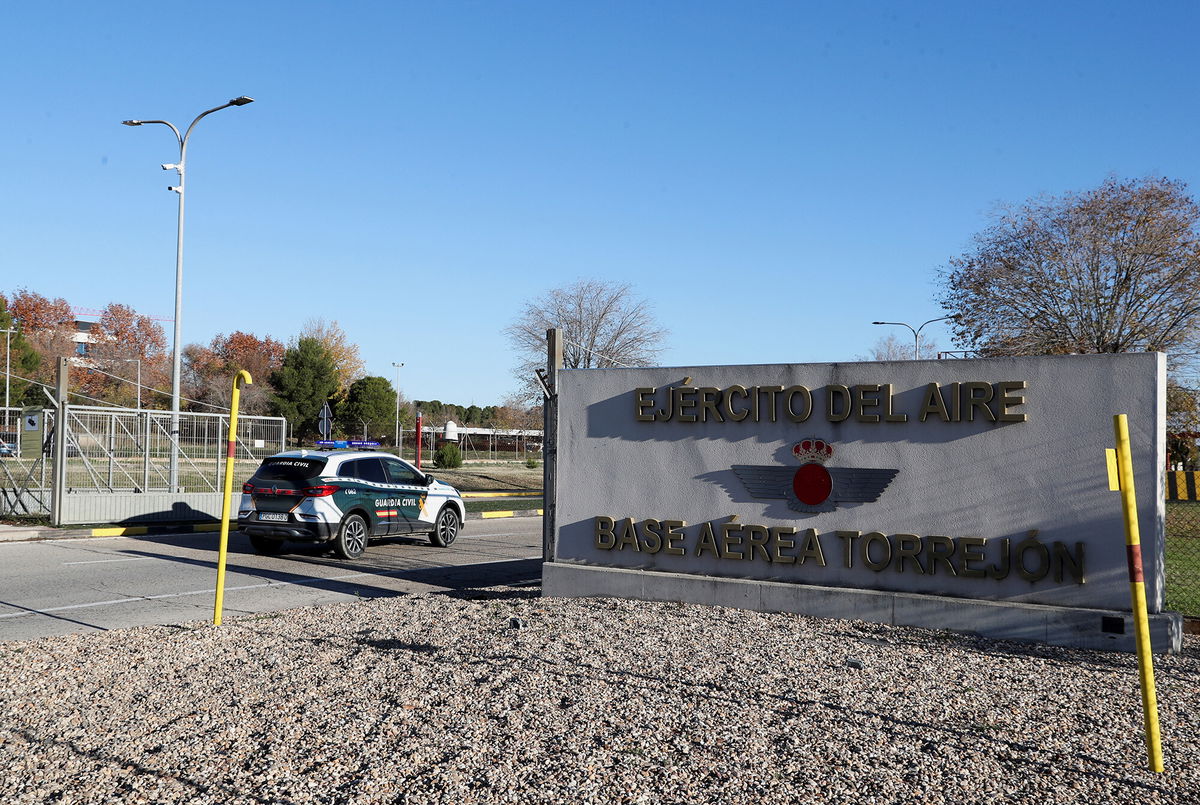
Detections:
269,337,339,440
336,376,401,440
0,297,42,416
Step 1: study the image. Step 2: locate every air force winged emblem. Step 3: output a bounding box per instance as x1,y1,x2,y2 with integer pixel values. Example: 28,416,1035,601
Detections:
731,438,898,514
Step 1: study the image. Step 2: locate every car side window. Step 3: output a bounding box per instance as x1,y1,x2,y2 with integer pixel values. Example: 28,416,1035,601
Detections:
355,458,388,484
337,459,360,479
383,459,422,485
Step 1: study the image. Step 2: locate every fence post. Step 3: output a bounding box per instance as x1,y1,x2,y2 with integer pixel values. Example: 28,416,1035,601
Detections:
107,413,115,489
50,357,69,526
217,415,225,492
141,412,151,492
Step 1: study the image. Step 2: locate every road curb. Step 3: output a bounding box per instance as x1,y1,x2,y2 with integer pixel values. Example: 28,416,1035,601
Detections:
0,511,542,543
475,509,543,520
0,522,222,543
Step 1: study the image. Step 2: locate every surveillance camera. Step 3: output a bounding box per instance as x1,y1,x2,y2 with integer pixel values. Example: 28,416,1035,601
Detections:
167,185,181,193
161,163,178,171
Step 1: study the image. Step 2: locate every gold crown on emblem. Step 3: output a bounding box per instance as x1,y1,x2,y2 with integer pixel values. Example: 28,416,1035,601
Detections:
792,438,833,464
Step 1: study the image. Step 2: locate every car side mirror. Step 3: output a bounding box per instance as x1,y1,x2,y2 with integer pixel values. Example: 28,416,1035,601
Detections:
423,474,435,486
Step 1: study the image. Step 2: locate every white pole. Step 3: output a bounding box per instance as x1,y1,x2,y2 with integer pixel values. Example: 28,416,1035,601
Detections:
2,328,12,434
123,96,253,490
391,361,404,455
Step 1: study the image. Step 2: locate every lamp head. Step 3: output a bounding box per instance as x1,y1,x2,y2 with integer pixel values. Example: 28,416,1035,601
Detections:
229,96,254,106
871,321,885,325
122,120,143,126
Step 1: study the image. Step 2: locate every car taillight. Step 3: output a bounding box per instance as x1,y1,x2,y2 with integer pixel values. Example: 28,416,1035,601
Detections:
303,485,339,497
242,482,254,493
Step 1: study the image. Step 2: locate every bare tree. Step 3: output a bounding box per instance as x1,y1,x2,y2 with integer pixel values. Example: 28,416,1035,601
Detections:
857,333,938,362
940,177,1200,359
505,279,668,395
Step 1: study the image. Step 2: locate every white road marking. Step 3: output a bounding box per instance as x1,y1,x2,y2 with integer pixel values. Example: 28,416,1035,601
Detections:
63,557,150,566
0,554,545,621
0,529,529,548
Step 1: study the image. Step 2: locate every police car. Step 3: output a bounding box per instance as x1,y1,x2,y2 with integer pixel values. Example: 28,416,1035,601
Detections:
238,450,466,560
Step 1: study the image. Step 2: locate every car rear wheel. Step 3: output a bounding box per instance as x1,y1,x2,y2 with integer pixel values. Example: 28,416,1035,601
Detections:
335,513,369,559
429,506,460,547
249,534,286,554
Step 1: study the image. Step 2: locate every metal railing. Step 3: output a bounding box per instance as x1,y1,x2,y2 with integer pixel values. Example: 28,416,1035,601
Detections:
59,405,284,493
1,404,285,520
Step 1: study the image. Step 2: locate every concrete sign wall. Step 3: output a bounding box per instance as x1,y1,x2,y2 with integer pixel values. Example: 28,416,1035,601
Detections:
543,352,1181,651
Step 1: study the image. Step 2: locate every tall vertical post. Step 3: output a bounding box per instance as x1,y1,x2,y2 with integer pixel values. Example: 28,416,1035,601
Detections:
122,97,255,490
2,328,12,436
392,361,404,455
543,328,562,563
214,370,252,626
142,411,151,492
168,144,186,493
1110,413,1164,772
50,357,69,526
416,411,423,469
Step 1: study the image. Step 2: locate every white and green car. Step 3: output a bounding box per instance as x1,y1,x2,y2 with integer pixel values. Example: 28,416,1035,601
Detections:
238,450,465,560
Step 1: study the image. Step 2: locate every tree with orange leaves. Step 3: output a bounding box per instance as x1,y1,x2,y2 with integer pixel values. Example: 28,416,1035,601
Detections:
4,289,76,394
184,330,284,414
300,318,364,397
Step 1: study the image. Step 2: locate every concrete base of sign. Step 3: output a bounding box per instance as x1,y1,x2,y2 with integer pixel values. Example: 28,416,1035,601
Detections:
542,562,1184,654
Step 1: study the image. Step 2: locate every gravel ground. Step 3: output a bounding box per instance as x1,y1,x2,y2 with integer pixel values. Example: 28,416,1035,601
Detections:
0,587,1197,805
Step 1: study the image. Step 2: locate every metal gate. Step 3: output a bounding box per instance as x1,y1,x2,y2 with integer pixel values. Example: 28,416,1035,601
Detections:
0,404,286,524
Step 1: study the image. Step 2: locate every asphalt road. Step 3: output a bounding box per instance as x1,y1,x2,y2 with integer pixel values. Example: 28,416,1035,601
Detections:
0,518,543,642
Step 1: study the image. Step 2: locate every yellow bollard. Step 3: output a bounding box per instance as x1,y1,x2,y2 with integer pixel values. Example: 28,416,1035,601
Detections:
1109,413,1164,773
213,370,252,626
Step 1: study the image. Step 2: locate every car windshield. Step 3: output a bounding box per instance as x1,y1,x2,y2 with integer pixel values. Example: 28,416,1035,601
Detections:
253,457,327,482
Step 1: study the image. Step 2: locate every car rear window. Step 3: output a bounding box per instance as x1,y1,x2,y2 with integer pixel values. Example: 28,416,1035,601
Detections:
253,457,327,482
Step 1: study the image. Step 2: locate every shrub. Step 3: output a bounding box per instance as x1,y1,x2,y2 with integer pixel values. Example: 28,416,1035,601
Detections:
525,456,539,469
434,443,463,469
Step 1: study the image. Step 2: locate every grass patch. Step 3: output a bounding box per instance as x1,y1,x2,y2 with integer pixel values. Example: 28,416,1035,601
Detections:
1166,535,1200,616
427,464,542,492
1165,501,1200,617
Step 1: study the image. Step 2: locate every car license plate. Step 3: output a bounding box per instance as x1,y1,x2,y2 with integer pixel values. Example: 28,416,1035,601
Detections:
258,512,288,522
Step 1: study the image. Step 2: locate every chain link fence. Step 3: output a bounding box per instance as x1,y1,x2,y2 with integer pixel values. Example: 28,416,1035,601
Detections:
1166,473,1200,618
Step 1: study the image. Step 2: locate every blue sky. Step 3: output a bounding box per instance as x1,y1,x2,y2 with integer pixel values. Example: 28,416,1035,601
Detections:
2,1,1198,406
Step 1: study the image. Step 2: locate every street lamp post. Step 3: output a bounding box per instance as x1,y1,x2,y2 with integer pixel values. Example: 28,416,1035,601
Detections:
391,362,404,456
123,96,254,490
871,315,959,359
1,328,13,435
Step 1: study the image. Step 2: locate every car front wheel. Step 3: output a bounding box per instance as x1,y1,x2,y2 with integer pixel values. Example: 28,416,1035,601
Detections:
429,507,460,547
335,513,369,559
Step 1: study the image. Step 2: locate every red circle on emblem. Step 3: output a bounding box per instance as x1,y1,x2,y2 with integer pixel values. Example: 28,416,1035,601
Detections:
793,463,832,506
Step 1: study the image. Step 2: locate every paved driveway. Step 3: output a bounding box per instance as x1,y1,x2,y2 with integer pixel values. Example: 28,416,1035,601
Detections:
0,518,543,641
